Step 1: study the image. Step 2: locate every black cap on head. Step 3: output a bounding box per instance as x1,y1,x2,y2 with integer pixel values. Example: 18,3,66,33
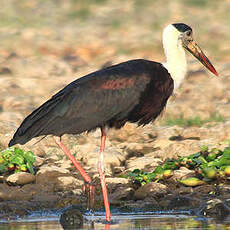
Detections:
172,23,192,32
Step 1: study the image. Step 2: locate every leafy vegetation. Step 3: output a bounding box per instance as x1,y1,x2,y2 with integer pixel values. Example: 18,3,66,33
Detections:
164,113,225,127
126,146,230,187
0,147,35,174
183,0,213,7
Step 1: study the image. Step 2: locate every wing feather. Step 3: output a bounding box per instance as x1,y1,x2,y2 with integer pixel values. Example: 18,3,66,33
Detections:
9,59,172,146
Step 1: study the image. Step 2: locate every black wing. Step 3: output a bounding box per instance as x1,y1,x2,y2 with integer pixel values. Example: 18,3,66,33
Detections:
9,59,173,146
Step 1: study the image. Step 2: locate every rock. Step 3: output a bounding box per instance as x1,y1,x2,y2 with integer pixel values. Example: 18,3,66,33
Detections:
174,186,193,195
0,132,15,149
6,172,35,185
60,207,83,230
200,199,230,220
0,184,33,201
81,146,126,175
30,146,47,158
124,143,158,157
0,67,12,75
193,184,216,196
126,157,162,172
32,193,60,203
0,201,30,219
56,197,83,208
168,196,192,209
217,184,230,197
44,149,62,162
166,195,202,210
56,176,83,191
0,175,5,183
106,177,134,203
36,165,71,184
109,123,148,143
34,156,45,167
110,187,134,204
134,182,168,200
106,177,130,185
173,167,195,180
113,166,126,175
71,189,83,196
1,96,33,113
36,165,83,191
161,141,201,160
59,159,74,170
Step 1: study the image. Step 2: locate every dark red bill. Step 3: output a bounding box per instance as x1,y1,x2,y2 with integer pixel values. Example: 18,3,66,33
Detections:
185,41,218,76
198,51,218,76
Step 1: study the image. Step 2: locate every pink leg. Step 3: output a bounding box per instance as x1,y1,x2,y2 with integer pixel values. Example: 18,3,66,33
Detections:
98,127,111,222
53,137,95,210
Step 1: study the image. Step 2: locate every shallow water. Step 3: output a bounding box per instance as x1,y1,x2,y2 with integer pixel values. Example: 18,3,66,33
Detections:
0,210,230,230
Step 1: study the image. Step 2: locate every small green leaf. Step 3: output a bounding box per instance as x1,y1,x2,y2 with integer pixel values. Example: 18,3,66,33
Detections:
132,169,141,174
163,169,173,179
20,164,27,172
26,162,34,174
206,152,217,162
163,161,179,170
197,156,207,164
146,172,156,181
154,166,163,174
0,164,7,173
224,166,230,177
10,155,24,165
224,147,230,155
0,157,4,164
2,149,13,162
218,157,230,166
201,145,209,152
126,172,138,178
179,177,205,187
207,159,220,167
188,152,201,159
14,147,24,155
23,151,35,164
202,167,217,179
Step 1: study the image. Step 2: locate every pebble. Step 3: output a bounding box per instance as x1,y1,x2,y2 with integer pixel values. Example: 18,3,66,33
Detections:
134,182,168,200
6,172,35,185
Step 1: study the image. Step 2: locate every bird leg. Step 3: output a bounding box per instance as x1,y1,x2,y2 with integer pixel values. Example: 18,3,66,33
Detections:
98,127,111,222
53,136,95,211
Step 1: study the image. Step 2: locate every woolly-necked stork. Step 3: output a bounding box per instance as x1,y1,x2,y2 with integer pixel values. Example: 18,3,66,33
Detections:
9,23,218,222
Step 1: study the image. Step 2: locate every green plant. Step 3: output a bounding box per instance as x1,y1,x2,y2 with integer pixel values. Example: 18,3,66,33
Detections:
0,147,35,174
183,0,211,7
164,113,225,127
67,8,90,20
126,146,230,187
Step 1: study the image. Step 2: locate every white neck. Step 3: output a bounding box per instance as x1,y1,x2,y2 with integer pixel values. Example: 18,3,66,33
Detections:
162,24,187,90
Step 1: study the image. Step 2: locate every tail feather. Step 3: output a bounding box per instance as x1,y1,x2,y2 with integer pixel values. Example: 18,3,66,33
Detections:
18,97,60,135
9,96,62,146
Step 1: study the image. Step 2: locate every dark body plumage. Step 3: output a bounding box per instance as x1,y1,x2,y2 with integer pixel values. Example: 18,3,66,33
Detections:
9,59,173,147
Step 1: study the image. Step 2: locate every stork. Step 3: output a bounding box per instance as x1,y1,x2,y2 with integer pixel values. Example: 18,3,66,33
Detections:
9,23,218,222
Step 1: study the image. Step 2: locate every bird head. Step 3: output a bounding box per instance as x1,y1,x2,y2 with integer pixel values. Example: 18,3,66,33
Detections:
173,23,218,76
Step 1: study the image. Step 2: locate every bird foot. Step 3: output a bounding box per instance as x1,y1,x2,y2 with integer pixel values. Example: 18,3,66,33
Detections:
82,182,95,212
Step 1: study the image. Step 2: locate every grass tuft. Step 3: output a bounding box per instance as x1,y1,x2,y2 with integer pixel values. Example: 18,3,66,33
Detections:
164,113,225,127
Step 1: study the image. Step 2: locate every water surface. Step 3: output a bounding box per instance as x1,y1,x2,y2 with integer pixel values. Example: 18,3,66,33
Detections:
0,210,229,230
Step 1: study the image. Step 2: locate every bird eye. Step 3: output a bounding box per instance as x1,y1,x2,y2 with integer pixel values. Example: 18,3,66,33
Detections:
186,30,192,36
